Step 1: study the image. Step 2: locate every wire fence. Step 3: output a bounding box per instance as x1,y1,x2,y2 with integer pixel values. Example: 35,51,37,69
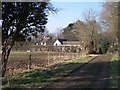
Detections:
6,51,82,76
12,45,82,53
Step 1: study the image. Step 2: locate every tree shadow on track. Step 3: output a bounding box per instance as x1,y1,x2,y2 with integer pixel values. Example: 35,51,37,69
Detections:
2,58,120,90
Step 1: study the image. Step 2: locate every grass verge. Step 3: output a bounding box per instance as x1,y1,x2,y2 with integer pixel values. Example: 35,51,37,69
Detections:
2,55,95,88
109,54,119,88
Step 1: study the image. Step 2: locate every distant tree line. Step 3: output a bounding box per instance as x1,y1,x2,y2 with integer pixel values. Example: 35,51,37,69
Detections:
59,2,119,54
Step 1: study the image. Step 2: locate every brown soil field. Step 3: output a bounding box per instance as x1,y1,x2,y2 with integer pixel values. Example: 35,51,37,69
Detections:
6,51,81,76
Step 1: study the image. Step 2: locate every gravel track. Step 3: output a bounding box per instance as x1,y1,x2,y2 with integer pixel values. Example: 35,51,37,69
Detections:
43,54,113,89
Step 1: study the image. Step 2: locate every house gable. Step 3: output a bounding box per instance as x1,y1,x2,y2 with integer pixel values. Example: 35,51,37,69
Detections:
53,40,62,46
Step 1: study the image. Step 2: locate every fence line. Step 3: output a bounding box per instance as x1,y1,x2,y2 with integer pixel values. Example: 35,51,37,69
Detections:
12,45,82,53
7,46,82,76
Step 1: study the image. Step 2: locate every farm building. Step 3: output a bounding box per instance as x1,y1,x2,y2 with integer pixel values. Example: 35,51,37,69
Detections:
53,39,81,47
62,41,81,46
53,39,66,46
41,36,55,46
53,39,62,46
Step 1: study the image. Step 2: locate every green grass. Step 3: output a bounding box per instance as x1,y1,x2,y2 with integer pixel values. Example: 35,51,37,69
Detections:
2,55,95,88
109,54,119,88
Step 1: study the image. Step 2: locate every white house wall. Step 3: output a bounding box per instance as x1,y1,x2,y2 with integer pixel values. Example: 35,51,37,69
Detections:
53,40,62,46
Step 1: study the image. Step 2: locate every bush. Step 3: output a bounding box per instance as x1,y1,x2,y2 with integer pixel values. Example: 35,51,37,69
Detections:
99,39,110,54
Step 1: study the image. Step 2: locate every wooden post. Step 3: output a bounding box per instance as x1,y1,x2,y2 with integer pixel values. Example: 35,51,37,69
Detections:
48,51,50,66
59,52,61,62
74,53,75,59
28,54,31,70
59,46,60,62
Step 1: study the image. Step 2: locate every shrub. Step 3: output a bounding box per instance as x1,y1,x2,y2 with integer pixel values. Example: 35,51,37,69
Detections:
99,39,110,54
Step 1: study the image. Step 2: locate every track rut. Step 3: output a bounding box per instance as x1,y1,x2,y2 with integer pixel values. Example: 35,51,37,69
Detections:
43,54,113,89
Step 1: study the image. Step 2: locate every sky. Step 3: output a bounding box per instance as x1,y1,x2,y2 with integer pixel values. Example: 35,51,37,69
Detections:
0,1,103,34
46,1,103,35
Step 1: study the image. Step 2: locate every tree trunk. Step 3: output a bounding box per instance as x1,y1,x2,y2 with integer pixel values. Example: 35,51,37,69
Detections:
1,37,14,77
1,45,12,77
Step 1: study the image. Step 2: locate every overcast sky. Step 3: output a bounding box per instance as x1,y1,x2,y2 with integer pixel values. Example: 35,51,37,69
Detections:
46,1,103,35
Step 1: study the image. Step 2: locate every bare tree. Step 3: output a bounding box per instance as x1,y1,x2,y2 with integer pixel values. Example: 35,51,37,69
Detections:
74,9,99,53
100,1,118,50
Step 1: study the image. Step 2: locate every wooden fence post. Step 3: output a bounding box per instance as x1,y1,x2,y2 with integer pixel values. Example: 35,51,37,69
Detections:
48,51,50,66
59,52,61,62
28,53,32,70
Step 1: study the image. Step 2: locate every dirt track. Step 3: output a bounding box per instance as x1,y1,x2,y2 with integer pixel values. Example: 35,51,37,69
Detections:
43,54,113,89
